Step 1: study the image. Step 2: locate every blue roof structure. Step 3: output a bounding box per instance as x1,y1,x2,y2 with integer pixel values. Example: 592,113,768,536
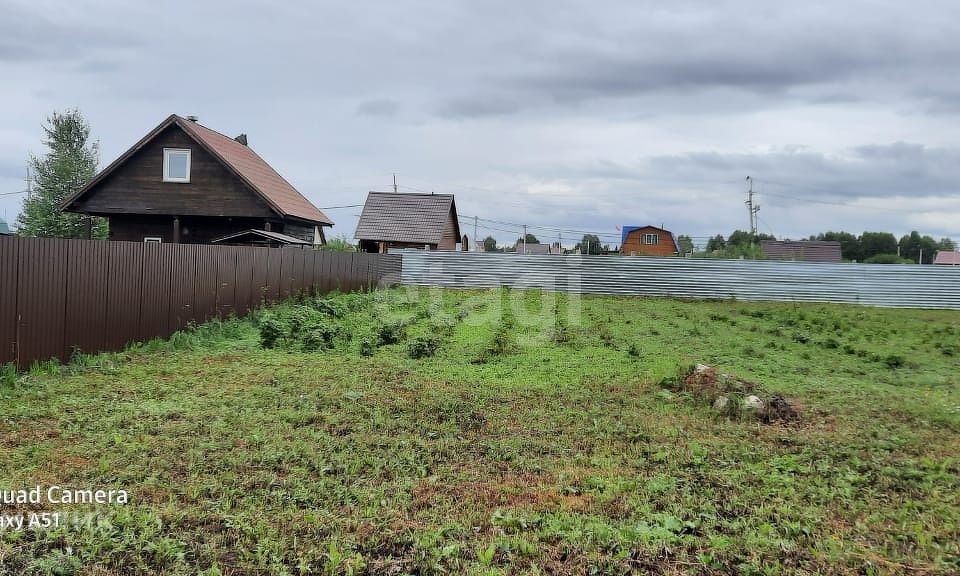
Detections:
0,218,10,235
620,226,643,246
620,225,681,254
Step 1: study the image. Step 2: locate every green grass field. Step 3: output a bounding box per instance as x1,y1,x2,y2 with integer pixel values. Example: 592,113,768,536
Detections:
1,287,958,575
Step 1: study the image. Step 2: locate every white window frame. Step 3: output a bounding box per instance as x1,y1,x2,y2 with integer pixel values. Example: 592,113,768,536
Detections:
162,148,191,183
643,233,659,245
143,237,162,244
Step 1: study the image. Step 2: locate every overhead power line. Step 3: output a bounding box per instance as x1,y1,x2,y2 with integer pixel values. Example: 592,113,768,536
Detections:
750,179,904,213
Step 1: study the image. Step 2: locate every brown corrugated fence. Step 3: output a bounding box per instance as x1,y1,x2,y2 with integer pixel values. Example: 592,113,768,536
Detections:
0,237,401,369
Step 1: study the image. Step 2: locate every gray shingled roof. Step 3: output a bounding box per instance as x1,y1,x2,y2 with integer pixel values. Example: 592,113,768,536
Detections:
513,241,552,254
211,229,311,245
761,240,842,262
354,192,458,245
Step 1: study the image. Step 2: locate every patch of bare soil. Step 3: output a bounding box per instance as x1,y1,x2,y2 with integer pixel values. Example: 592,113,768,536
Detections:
667,364,800,423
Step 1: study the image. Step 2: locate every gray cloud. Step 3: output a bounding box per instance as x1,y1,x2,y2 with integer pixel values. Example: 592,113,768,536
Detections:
432,3,960,118
356,99,400,117
436,97,523,119
573,143,960,203
0,3,139,63
0,158,24,181
1,0,959,243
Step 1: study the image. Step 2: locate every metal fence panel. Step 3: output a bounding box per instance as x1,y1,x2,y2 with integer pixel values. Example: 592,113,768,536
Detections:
104,242,143,352
65,241,109,356
0,238,19,364
215,246,239,318
139,243,173,342
16,239,69,364
397,250,960,310
0,237,401,369
169,244,199,331
194,247,220,324
265,249,282,303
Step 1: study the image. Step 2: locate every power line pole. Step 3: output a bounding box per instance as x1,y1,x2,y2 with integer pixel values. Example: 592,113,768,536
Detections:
745,176,759,234
24,165,32,197
474,216,478,252
393,173,398,193
522,224,527,254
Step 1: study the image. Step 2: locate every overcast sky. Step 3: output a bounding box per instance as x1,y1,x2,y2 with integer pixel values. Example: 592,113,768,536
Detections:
2,0,960,247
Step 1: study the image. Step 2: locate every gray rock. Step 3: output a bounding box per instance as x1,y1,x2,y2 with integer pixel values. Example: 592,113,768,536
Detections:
713,395,730,411
743,395,765,411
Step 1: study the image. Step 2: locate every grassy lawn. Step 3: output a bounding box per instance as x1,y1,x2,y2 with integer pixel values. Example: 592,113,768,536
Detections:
1,287,958,575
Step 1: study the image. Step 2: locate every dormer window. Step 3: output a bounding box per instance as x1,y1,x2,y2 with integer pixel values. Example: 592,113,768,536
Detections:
162,148,191,183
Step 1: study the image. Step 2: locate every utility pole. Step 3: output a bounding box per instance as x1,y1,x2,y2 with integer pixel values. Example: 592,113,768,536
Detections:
393,173,398,193
919,248,923,265
745,176,759,235
522,224,527,254
474,216,478,252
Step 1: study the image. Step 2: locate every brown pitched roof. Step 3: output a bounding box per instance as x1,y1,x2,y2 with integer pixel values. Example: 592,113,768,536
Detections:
354,192,459,245
934,251,960,265
211,229,311,246
63,114,332,226
761,240,842,262
513,240,552,254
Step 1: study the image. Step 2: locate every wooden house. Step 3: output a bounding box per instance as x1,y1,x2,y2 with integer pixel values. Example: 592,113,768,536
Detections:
761,240,841,262
62,114,333,245
934,251,960,266
512,240,555,254
620,225,679,257
355,192,460,252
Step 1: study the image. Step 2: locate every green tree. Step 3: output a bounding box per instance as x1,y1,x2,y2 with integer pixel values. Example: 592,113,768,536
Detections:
727,230,774,247
706,234,726,252
17,109,107,238
813,231,862,261
575,234,602,255
482,236,498,252
703,230,773,259
858,231,897,261
864,253,913,264
322,234,356,252
726,230,755,247
899,231,940,264
677,234,694,255
517,233,539,245
938,237,956,251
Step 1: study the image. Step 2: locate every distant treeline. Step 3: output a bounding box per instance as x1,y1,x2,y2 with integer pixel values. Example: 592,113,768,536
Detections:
806,231,954,264
704,230,955,263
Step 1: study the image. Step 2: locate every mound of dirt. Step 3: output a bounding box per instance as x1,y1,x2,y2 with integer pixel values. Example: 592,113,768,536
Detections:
667,364,800,424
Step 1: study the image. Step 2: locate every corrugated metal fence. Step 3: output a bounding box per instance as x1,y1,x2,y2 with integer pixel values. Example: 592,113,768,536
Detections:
398,250,960,310
0,237,400,369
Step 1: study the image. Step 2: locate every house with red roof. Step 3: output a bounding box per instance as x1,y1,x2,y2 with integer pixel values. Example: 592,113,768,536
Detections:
62,114,332,246
934,251,960,266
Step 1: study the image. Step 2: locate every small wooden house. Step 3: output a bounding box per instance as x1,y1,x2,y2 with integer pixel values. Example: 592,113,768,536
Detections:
355,192,460,252
512,240,554,254
933,251,960,266
761,240,841,262
62,114,333,245
620,225,679,257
